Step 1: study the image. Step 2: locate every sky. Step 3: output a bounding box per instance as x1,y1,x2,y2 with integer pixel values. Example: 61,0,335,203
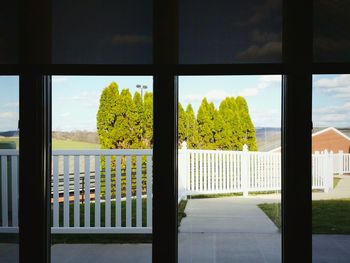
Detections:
0,74,349,132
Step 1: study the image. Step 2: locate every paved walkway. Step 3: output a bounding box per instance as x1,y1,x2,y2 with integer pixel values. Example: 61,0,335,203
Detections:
178,197,280,263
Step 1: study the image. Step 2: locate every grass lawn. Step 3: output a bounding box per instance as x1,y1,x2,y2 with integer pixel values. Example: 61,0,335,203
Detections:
52,139,100,150
258,199,350,234
0,138,100,150
333,177,341,188
0,138,19,148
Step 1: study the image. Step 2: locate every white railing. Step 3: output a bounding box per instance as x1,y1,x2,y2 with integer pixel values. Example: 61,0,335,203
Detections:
178,145,334,198
0,150,18,233
0,146,338,233
51,150,153,234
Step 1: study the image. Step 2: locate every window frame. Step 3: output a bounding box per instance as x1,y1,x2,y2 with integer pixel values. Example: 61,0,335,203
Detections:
0,0,349,263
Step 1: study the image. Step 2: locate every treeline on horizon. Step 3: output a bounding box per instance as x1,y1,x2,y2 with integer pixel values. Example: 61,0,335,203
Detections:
97,82,257,151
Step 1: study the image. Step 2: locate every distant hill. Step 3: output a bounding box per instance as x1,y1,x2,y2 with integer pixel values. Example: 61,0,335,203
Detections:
52,131,99,144
0,130,19,137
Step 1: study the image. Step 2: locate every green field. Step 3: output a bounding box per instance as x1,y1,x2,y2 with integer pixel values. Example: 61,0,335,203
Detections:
52,139,100,150
0,138,100,150
0,138,19,148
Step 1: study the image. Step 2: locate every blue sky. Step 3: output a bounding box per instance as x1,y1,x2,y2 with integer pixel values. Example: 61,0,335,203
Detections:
0,75,349,132
0,76,19,131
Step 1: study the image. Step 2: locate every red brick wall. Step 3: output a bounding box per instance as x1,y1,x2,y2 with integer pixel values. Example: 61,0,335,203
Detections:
312,130,350,153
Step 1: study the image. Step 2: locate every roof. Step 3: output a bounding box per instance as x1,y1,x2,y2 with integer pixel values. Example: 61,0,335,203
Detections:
312,127,350,141
268,127,350,152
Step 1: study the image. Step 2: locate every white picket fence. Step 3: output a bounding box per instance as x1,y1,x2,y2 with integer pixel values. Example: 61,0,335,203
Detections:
178,145,335,200
0,147,344,234
51,150,153,234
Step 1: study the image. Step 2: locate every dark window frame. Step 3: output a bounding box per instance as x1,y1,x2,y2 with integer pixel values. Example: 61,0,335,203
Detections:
0,0,349,263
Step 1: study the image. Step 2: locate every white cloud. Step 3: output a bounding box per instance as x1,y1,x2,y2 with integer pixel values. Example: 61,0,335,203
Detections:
184,89,232,103
0,112,17,119
184,75,281,105
57,91,100,108
313,75,350,127
313,105,350,127
251,109,281,128
2,101,19,108
314,75,350,99
237,41,282,61
59,112,71,118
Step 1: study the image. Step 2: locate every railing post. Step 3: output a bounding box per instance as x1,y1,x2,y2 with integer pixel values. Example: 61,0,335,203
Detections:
178,141,188,202
338,150,344,176
323,150,329,193
242,144,249,197
328,150,334,191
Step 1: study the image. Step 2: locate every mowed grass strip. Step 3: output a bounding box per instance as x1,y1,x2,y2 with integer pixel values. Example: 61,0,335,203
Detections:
258,199,350,234
54,199,148,228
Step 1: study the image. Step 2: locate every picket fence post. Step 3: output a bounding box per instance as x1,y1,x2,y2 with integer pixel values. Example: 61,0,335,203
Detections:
329,150,334,191
242,144,249,197
178,141,189,201
323,150,329,193
338,150,344,176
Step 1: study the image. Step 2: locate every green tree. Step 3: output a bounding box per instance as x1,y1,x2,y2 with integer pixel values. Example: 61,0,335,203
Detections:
216,99,234,150
236,96,257,151
197,98,216,149
185,104,199,149
114,89,138,149
97,82,119,149
178,102,187,145
133,91,145,148
143,92,153,148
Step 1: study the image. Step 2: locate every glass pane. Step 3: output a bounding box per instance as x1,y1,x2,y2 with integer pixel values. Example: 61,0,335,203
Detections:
51,76,153,262
314,1,350,62
180,0,282,64
0,2,19,64
0,76,19,263
312,74,350,262
52,1,153,64
178,76,282,262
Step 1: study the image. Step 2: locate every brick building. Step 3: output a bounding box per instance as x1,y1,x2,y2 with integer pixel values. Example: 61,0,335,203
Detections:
312,127,350,153
270,127,350,153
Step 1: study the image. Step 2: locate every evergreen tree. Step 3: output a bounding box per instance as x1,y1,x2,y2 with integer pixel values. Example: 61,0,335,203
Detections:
185,104,199,149
97,82,119,149
197,98,216,149
133,92,145,148
114,89,137,149
236,96,257,151
97,82,257,152
213,107,228,149
143,92,153,148
178,102,187,145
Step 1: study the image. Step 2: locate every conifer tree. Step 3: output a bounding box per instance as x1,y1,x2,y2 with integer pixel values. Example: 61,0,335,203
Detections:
97,82,119,149
133,92,144,148
197,98,216,149
236,96,257,151
143,92,153,148
114,89,137,149
185,104,199,149
178,102,187,144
